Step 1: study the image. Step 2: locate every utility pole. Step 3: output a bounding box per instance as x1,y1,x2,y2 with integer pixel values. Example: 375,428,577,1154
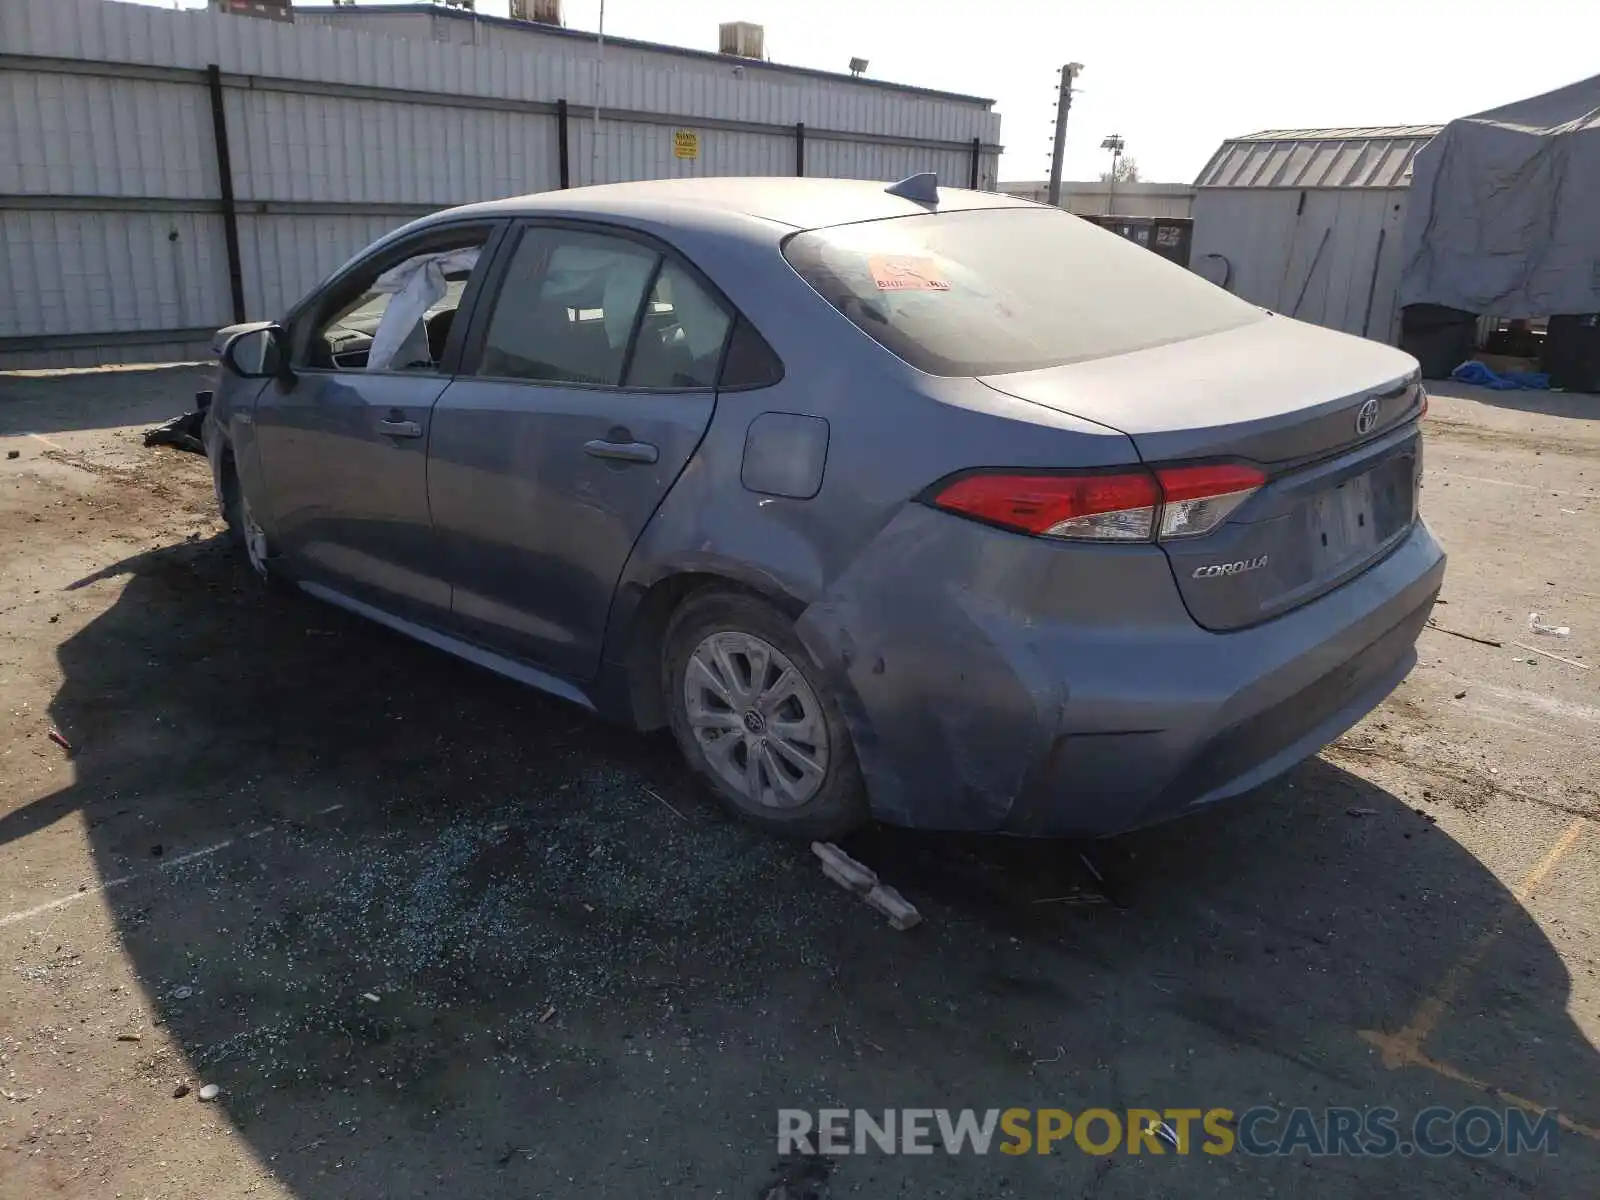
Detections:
591,0,607,186
1046,63,1083,209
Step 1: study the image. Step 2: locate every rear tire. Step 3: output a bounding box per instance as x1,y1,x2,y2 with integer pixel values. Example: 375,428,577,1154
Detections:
663,590,868,839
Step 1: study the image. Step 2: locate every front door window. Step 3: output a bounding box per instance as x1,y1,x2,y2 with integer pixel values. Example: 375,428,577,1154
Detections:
300,232,491,373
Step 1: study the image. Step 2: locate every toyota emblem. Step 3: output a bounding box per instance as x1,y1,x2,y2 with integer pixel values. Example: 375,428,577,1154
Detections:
1355,397,1380,435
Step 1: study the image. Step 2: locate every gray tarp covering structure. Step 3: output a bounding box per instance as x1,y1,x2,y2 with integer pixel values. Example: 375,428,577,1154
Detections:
1400,74,1600,317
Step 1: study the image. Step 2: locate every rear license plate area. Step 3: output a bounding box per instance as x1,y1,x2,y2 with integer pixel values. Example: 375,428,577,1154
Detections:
1308,456,1413,573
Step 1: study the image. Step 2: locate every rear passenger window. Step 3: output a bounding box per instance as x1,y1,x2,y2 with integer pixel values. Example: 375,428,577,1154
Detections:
475,229,659,385
624,262,733,390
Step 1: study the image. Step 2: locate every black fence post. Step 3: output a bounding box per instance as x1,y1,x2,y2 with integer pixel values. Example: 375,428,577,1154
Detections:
557,98,571,189
205,64,247,324
968,137,981,190
795,122,805,177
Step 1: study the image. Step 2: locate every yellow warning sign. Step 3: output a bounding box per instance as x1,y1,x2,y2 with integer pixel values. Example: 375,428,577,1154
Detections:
673,129,699,160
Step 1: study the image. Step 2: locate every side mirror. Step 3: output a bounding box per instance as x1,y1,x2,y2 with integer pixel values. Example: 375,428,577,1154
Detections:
221,326,288,380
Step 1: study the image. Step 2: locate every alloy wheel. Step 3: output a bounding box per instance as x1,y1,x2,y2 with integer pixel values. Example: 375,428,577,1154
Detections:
683,630,829,809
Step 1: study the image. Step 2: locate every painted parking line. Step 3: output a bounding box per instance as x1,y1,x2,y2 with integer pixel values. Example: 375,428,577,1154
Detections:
1360,817,1595,1141
0,803,347,930
0,836,239,929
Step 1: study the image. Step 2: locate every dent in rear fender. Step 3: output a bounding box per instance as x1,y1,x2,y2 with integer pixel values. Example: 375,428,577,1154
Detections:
794,506,1068,829
601,431,834,664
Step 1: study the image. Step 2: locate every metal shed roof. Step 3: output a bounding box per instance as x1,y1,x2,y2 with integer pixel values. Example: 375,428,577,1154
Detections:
1195,125,1443,190
303,4,996,107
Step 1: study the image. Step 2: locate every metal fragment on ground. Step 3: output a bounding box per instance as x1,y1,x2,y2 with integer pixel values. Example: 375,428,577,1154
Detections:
811,842,920,929
811,842,878,894
863,883,922,931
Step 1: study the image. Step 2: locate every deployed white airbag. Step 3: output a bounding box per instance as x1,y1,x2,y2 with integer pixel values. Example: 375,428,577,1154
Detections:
366,247,480,371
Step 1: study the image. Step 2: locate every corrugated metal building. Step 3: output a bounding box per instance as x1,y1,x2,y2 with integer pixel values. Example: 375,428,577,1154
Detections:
0,0,1001,369
997,180,1194,219
1190,126,1440,344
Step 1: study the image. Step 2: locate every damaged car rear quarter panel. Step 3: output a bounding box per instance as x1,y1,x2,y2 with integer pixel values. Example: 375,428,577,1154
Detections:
794,503,1203,830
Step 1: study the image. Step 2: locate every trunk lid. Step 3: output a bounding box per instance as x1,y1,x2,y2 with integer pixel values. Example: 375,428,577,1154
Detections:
980,315,1425,631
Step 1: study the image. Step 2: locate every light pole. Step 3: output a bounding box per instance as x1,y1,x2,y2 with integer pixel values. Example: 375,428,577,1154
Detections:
1045,63,1083,209
1100,133,1125,215
591,0,607,186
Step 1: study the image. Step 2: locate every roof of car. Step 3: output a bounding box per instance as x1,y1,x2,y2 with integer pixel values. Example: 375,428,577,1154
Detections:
444,177,1038,233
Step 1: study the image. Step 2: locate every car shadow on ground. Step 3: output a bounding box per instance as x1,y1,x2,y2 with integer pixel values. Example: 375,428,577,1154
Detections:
0,364,210,438
7,533,1598,1197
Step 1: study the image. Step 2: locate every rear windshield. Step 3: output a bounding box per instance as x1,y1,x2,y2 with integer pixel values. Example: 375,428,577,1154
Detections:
782,207,1265,377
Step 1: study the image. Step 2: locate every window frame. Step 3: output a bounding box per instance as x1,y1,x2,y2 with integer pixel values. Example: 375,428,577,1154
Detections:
456,217,779,395
285,219,508,379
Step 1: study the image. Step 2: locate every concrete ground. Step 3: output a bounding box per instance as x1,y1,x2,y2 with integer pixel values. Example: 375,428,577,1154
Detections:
0,367,1596,1199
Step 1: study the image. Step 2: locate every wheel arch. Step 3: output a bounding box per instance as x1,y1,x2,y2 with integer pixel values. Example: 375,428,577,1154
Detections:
598,563,809,731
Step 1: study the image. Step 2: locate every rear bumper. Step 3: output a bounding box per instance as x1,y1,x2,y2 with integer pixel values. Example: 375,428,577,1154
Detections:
1007,579,1433,834
798,510,1445,838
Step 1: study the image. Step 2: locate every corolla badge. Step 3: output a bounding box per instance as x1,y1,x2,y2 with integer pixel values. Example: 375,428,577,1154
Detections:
1355,397,1381,435
1193,555,1269,579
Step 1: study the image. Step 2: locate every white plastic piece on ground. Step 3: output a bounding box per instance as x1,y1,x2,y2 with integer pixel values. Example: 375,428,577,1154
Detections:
366,248,481,372
812,842,878,893
1529,612,1572,638
811,842,921,930
863,883,922,931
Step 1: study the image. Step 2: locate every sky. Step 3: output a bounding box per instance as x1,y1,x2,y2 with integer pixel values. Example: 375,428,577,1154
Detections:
137,0,1600,183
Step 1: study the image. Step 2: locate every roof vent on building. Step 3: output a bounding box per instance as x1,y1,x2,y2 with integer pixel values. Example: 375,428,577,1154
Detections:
885,173,939,204
509,0,563,24
720,21,765,59
209,0,295,20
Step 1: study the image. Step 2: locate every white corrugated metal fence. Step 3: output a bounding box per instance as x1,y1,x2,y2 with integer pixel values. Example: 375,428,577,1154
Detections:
0,0,1002,368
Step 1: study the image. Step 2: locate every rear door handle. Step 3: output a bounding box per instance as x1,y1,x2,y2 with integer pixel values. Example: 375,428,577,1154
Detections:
583,438,659,464
378,418,423,439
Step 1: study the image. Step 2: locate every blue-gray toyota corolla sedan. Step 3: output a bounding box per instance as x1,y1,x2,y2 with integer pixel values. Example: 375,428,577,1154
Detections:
204,176,1445,839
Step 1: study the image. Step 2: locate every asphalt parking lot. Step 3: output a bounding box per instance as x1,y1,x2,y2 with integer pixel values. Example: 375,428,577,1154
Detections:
1,365,1596,1198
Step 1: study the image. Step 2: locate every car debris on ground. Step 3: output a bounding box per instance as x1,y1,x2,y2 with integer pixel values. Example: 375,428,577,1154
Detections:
811,842,922,931
143,391,210,455
1528,612,1571,637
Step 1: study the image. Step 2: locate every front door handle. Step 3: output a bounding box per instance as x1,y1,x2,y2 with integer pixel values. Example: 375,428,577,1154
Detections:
378,418,423,439
583,438,659,465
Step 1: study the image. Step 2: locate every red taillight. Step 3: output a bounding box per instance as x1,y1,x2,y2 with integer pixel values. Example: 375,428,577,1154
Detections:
932,462,1266,542
933,471,1160,540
